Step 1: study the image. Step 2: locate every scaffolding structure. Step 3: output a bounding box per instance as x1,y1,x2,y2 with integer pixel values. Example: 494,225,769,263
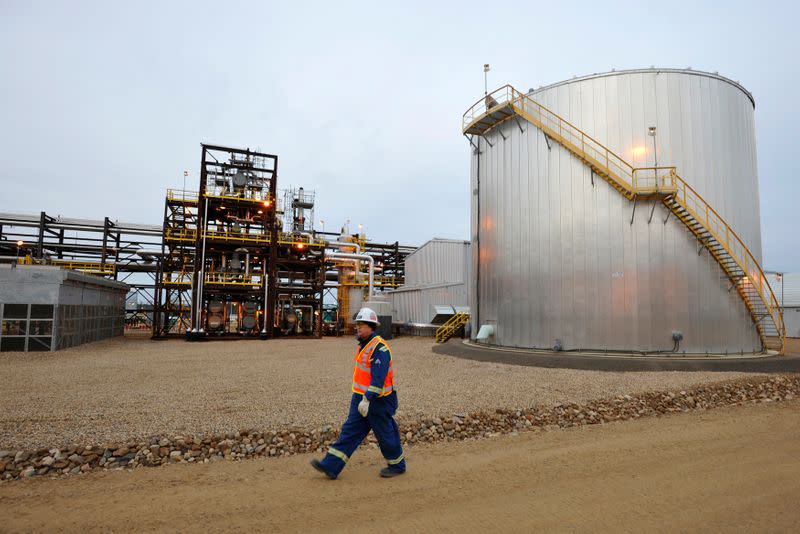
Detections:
0,212,162,326
152,145,328,339
1,145,417,341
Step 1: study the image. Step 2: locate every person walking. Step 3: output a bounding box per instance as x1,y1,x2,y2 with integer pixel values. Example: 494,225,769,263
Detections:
310,307,406,479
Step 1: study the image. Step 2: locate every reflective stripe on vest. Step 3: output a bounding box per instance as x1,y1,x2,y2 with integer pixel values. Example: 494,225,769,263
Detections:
351,335,394,397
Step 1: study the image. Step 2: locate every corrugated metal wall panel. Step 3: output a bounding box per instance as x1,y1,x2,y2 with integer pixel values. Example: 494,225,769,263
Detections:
767,273,800,308
405,239,470,287
388,283,468,324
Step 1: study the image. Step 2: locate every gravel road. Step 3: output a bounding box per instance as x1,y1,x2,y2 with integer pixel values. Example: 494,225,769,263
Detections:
0,335,761,449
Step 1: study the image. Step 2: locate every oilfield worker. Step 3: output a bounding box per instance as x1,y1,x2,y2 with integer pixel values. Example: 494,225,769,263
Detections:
311,307,406,479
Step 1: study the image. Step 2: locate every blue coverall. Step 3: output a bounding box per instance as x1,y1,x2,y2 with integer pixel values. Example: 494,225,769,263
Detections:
318,332,406,477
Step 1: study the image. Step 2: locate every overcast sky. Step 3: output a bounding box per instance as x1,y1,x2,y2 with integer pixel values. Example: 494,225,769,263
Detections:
1,0,797,271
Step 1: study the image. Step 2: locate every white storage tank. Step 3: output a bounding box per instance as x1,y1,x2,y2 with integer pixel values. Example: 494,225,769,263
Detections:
467,68,770,354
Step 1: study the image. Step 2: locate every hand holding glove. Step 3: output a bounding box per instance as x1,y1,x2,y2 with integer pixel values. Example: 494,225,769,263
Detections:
358,396,370,417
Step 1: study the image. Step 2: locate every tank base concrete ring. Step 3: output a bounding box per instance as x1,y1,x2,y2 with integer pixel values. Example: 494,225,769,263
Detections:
433,339,800,373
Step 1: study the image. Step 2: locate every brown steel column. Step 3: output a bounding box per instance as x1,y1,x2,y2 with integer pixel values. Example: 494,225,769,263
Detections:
190,146,207,334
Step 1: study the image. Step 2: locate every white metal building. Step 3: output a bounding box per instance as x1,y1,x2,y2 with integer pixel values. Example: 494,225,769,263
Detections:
388,238,470,324
767,273,800,338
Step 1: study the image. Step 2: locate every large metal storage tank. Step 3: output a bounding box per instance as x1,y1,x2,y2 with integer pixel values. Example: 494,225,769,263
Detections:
469,68,764,353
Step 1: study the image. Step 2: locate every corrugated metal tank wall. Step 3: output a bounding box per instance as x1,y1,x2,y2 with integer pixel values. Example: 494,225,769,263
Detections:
470,69,763,353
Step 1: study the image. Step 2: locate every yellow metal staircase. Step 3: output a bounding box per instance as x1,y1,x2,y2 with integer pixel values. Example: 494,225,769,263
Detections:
463,85,785,353
436,312,470,343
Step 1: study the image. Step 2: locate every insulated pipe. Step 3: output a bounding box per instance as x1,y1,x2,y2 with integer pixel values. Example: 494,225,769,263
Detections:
327,252,374,297
325,240,361,254
261,256,269,335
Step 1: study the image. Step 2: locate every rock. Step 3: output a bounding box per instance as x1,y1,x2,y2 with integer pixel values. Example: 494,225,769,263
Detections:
68,454,84,465
405,432,413,441
41,456,55,467
158,438,170,447
169,451,182,461
14,451,29,463
0,451,11,459
113,447,130,457
20,467,36,478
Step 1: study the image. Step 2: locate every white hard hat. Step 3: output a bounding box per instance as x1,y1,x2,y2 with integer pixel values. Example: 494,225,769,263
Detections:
355,307,379,326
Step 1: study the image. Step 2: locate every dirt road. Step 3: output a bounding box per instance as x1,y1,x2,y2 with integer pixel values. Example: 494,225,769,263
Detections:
2,400,798,533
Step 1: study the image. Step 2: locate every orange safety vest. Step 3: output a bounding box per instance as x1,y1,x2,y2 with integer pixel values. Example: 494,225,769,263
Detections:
352,335,394,397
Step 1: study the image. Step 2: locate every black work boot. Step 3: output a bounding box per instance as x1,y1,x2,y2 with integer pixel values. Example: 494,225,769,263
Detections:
310,459,337,480
379,467,406,478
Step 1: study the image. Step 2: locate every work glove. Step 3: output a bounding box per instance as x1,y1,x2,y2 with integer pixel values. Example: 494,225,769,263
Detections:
358,396,370,417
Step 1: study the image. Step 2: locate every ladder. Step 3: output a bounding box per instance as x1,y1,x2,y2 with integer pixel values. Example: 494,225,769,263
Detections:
436,312,470,343
463,85,785,353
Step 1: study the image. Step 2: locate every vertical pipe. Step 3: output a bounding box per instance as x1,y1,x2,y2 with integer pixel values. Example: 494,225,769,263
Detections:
266,154,278,339
475,137,481,333
261,256,269,335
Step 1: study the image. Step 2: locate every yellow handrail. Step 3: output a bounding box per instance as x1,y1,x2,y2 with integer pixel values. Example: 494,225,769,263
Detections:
50,260,116,276
670,176,783,342
164,228,198,241
162,271,192,286
204,272,264,287
435,312,470,343
166,189,199,203
463,85,785,352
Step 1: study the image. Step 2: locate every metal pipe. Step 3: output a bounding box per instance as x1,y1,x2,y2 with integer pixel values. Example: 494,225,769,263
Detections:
261,256,269,335
326,240,361,254
327,252,374,297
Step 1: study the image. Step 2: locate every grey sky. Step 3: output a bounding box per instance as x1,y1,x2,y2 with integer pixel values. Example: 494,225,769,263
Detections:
1,0,798,271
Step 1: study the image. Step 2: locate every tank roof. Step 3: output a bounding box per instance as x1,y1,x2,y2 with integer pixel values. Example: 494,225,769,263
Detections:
528,68,755,108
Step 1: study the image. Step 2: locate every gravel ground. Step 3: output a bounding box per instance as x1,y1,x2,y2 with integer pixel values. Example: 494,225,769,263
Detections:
0,335,763,449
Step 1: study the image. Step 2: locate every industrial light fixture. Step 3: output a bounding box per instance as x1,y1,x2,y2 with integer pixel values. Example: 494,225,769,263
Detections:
257,210,263,214
14,240,23,267
484,63,490,96
648,126,658,168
